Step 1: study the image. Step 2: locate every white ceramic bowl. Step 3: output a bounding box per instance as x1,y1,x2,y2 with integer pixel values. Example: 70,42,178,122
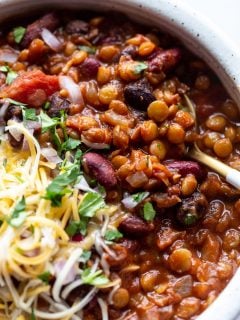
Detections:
1,0,240,319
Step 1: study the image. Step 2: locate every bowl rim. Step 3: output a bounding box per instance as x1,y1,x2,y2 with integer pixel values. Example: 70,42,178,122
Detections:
0,0,240,319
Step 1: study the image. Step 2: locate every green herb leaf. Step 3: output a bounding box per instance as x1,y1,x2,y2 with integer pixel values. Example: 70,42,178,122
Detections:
44,165,80,206
133,62,148,75
23,108,38,121
132,191,149,203
143,202,156,221
30,307,36,320
183,213,198,226
82,268,109,286
7,197,26,227
80,250,91,263
39,111,58,133
0,66,18,84
79,45,96,54
105,229,123,241
38,271,52,284
65,220,80,236
79,192,105,218
61,138,81,152
13,26,26,44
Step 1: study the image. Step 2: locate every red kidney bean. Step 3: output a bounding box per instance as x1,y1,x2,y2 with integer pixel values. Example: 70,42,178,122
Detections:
71,234,83,242
119,215,154,237
79,58,101,78
148,48,181,73
22,13,60,47
165,160,205,180
65,19,89,34
82,152,117,188
124,79,155,110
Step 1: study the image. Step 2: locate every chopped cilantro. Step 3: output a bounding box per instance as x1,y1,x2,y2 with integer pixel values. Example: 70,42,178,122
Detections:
22,108,38,121
7,197,26,227
133,62,148,75
105,229,123,241
66,218,89,237
39,111,58,133
132,191,149,203
43,101,51,110
82,268,109,286
79,45,96,54
183,213,198,226
13,26,26,44
30,307,36,320
38,271,52,284
143,202,156,221
61,137,81,152
0,66,18,84
80,250,91,263
44,165,80,206
79,192,105,218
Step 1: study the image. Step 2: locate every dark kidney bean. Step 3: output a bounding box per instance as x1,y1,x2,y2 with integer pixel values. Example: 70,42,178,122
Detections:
65,19,88,34
4,105,22,122
119,215,154,237
22,13,60,47
165,160,205,180
124,79,155,110
148,48,181,73
8,132,23,149
48,93,70,117
79,58,101,78
82,152,117,188
121,45,137,58
176,192,208,226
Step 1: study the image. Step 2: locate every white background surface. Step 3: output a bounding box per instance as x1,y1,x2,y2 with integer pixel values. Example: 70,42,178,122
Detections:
182,0,239,45
182,2,240,319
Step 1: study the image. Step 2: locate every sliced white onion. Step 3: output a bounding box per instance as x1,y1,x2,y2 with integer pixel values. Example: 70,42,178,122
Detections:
8,126,22,141
41,147,62,164
0,100,9,119
41,28,62,52
81,135,110,150
122,192,150,209
59,75,84,105
0,49,18,63
53,259,78,286
75,175,96,193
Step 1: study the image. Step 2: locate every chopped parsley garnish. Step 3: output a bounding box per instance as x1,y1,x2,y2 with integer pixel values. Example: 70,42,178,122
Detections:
4,98,26,106
0,66,18,84
80,250,91,263
38,271,52,284
81,268,109,286
143,202,156,221
61,137,81,152
79,192,105,218
39,111,58,133
65,219,88,236
132,191,149,203
133,62,148,75
105,229,123,241
7,196,26,227
30,307,36,320
13,26,26,44
183,213,198,226
22,108,38,121
79,45,96,54
44,165,80,207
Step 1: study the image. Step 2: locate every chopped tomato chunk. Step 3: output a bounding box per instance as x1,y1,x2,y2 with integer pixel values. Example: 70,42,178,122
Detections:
0,70,59,107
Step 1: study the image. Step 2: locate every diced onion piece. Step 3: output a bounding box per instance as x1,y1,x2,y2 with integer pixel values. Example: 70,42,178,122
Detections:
53,259,78,285
0,49,18,63
81,134,110,150
59,75,84,105
122,192,149,209
8,126,22,141
41,28,62,52
0,100,9,119
75,175,96,193
126,171,148,188
41,147,62,164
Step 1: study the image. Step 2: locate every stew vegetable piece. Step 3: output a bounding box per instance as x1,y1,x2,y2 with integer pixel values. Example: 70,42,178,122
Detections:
0,11,240,320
